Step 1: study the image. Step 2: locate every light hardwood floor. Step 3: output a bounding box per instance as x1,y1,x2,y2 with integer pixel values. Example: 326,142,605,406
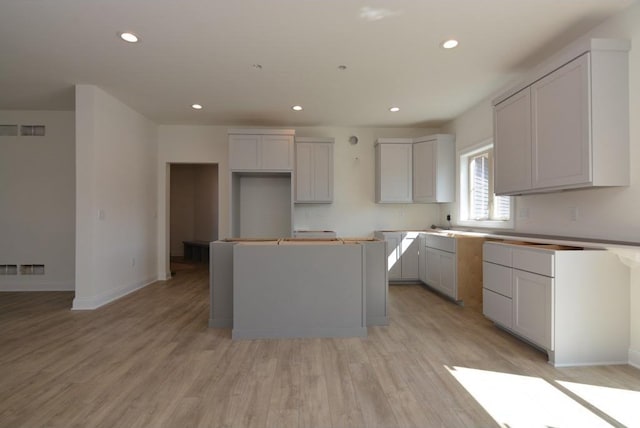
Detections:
1,266,639,428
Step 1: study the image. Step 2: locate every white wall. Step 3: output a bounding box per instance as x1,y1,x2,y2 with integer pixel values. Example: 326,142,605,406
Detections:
441,2,640,368
157,125,441,277
0,110,75,291
74,85,158,309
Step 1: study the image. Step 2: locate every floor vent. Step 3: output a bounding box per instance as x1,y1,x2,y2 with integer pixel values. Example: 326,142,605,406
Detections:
20,264,45,275
0,264,18,275
20,125,45,136
0,125,18,136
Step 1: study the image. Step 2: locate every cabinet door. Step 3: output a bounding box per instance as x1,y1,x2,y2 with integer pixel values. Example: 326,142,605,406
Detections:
229,134,260,170
494,88,532,195
413,140,436,202
512,269,553,350
377,144,413,203
400,232,420,280
261,135,294,170
531,54,590,190
295,143,314,202
418,236,427,283
312,143,333,202
438,251,457,299
385,233,402,280
425,247,441,289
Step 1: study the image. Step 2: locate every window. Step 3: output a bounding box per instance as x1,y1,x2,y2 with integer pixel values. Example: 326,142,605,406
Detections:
459,140,513,228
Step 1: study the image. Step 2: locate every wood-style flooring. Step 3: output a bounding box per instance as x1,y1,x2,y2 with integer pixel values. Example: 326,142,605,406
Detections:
1,265,639,427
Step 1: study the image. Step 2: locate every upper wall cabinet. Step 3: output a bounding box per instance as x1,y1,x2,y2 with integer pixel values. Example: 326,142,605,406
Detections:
413,134,455,203
493,38,630,195
375,139,413,203
229,128,295,171
295,137,334,203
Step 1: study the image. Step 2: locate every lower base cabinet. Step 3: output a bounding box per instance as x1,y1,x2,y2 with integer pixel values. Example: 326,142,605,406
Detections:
482,241,629,367
374,231,420,281
421,233,484,310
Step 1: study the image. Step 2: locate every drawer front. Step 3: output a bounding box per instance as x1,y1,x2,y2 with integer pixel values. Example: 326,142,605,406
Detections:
424,235,456,253
483,262,512,297
512,248,554,277
483,289,512,328
483,242,512,266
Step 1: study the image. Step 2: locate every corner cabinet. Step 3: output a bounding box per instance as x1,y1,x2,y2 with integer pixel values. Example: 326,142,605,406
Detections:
493,38,630,195
375,139,413,203
374,231,419,281
482,241,630,367
294,137,334,203
412,134,455,203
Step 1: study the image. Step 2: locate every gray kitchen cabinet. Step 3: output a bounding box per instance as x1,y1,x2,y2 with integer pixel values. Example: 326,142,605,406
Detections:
421,233,484,309
375,139,413,203
482,241,630,366
229,129,294,171
295,137,334,203
493,38,630,195
412,134,455,203
374,231,420,281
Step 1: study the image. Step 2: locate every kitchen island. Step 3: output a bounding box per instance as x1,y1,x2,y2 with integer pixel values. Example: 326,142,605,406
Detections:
209,238,388,339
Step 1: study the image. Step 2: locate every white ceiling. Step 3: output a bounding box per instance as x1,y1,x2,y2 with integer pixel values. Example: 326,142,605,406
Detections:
0,0,635,127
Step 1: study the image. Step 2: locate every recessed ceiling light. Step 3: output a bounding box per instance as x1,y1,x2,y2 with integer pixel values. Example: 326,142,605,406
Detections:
292,105,303,111
389,107,400,112
442,39,459,49
119,32,139,43
191,104,203,110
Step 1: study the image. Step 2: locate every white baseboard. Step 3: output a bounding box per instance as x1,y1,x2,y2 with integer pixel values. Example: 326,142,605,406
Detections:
72,276,157,310
0,280,74,292
629,348,640,369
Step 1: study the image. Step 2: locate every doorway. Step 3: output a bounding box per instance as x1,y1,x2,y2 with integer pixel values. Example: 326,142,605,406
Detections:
169,163,219,274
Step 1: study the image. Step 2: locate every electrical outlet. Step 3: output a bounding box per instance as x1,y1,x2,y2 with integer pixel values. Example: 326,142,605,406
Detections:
570,206,579,221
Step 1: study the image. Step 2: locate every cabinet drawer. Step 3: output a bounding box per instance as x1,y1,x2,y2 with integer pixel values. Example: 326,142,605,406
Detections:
483,262,512,297
483,242,512,266
512,248,554,277
483,289,512,328
424,235,455,253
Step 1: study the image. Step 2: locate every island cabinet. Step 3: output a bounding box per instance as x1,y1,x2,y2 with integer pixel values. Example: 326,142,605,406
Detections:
295,137,334,203
482,241,630,367
229,129,294,171
375,139,413,203
493,38,630,195
412,134,455,203
374,231,419,281
421,233,484,309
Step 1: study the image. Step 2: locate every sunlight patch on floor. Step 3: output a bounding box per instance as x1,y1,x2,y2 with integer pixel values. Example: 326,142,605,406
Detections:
446,366,613,427
557,380,640,428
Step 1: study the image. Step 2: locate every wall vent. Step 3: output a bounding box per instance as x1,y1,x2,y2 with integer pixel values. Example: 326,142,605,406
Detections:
0,264,18,275
0,125,18,136
20,264,45,275
20,125,45,136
